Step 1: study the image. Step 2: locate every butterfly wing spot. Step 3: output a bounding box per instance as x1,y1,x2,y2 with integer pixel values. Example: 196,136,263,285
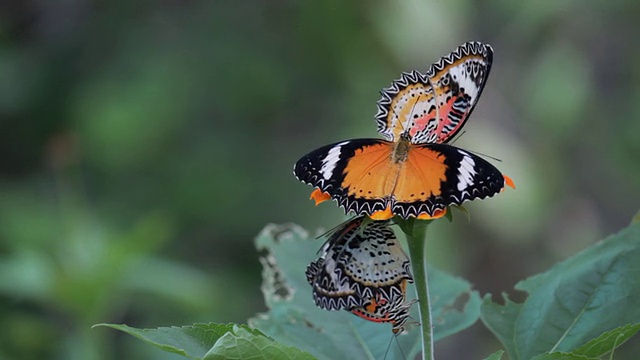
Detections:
319,141,348,180
456,150,477,191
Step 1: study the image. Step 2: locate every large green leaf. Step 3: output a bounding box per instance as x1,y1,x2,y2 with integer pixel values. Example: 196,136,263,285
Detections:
249,223,481,360
203,326,314,360
93,323,313,360
481,221,640,360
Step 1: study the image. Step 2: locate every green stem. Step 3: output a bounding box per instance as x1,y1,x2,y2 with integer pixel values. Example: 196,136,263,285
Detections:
400,218,434,360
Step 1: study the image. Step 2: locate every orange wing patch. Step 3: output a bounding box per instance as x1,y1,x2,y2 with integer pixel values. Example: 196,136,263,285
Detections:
503,175,516,189
341,143,396,200
393,146,448,202
417,207,447,220
310,188,331,205
370,206,393,220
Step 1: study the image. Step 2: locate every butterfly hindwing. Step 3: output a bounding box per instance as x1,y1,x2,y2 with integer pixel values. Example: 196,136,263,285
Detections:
351,293,414,334
375,41,493,145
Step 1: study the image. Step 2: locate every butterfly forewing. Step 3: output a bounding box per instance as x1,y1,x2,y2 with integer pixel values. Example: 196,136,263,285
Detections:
294,138,394,215
390,143,506,218
375,41,493,145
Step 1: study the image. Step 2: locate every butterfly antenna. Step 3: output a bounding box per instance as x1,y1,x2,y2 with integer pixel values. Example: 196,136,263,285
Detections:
449,130,466,145
333,217,365,263
467,148,503,163
314,216,360,254
315,216,357,240
450,130,503,162
448,128,503,162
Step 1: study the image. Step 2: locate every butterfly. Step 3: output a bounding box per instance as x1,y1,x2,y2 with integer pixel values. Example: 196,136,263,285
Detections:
294,41,514,220
305,216,414,333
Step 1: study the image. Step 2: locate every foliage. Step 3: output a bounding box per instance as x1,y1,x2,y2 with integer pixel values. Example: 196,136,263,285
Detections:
483,350,505,360
102,219,640,359
482,221,640,359
94,323,313,360
250,223,482,359
99,223,483,359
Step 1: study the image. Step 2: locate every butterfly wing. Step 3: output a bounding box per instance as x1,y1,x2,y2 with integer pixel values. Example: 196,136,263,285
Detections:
338,220,412,300
375,70,433,143
375,41,493,144
294,138,507,219
351,290,414,334
304,218,365,310
305,217,412,312
294,139,396,216
389,143,507,218
425,41,493,144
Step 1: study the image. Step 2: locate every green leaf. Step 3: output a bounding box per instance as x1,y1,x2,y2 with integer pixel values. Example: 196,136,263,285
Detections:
481,221,640,360
250,223,481,360
480,294,524,359
529,352,599,360
572,323,640,357
482,350,504,360
203,326,314,360
94,323,312,360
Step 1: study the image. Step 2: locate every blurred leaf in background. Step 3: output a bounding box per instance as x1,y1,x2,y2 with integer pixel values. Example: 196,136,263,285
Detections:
1,0,639,359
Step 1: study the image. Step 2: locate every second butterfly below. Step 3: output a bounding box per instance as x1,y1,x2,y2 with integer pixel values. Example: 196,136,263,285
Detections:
305,216,416,334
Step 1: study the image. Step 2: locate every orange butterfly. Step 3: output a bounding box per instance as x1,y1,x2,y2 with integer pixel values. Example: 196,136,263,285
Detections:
294,41,514,220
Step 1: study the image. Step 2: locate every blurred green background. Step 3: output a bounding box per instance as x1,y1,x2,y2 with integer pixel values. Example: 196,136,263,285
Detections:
1,1,639,359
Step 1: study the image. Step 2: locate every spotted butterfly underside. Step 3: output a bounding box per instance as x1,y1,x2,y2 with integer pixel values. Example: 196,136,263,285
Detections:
305,217,413,311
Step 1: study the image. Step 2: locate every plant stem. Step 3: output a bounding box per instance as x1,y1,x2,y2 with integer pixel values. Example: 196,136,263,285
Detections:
402,218,434,360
